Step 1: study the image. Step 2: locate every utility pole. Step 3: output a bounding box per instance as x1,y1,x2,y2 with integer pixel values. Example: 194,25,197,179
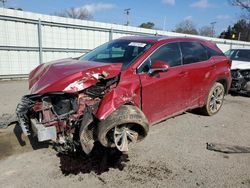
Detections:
124,8,131,26
210,21,217,37
0,0,7,7
238,32,241,41
163,16,167,31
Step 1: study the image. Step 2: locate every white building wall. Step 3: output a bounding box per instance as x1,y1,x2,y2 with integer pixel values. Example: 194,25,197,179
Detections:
0,8,250,77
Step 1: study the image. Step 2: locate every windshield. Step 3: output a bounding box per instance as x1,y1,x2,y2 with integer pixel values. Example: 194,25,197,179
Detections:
79,40,152,68
225,49,250,62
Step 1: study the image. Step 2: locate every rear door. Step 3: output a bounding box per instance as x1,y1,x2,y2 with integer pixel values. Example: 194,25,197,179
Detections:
179,41,215,108
138,42,187,124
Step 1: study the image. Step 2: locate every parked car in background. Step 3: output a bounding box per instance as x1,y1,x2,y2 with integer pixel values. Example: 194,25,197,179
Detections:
16,36,231,155
225,48,250,96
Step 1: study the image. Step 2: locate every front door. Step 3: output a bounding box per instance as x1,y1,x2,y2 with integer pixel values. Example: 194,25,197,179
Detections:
137,42,187,124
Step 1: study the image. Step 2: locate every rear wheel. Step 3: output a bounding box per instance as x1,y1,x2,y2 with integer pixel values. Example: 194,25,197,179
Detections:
200,82,225,116
97,105,149,152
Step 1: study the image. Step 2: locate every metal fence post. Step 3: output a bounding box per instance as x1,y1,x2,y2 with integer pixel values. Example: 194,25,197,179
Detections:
230,42,232,50
109,28,113,41
38,18,43,64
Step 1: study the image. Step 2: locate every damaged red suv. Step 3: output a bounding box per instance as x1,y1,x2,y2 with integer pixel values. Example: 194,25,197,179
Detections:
16,36,231,154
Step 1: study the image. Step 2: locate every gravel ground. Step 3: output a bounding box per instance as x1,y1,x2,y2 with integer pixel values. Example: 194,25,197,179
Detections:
0,80,250,188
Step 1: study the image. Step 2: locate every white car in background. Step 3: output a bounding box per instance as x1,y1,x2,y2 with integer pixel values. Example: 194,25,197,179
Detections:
225,48,250,96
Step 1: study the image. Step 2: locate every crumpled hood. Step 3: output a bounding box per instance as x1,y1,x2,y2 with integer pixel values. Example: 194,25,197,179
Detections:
231,60,250,70
29,58,122,94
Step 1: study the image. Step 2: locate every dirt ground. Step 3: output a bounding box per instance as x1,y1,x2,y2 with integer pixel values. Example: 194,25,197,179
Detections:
0,80,250,188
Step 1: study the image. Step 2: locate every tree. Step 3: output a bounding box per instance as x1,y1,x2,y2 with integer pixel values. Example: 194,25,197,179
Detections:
219,20,250,41
232,19,250,41
229,0,250,19
8,7,23,11
139,22,155,29
174,20,198,35
199,26,213,37
55,7,92,20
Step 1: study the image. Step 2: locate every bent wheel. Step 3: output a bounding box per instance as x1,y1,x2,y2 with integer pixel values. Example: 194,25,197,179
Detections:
114,124,139,152
97,105,149,152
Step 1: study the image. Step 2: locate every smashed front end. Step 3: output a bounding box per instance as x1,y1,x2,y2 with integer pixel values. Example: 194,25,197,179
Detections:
230,69,250,95
16,75,119,154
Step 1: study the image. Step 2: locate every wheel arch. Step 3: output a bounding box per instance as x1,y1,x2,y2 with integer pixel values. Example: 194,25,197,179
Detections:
97,104,149,148
95,85,141,120
201,77,229,108
215,77,230,95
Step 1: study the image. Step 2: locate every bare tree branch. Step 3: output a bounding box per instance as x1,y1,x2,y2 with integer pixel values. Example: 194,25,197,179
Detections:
230,0,250,12
175,20,198,35
199,26,213,37
55,7,92,20
229,0,250,19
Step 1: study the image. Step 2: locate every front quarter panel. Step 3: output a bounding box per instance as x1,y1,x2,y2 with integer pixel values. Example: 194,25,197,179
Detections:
95,69,141,120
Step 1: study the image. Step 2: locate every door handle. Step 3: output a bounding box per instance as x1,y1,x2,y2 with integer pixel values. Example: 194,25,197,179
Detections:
178,71,188,77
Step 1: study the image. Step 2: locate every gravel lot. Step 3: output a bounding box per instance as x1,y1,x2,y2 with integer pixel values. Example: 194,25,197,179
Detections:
0,80,250,188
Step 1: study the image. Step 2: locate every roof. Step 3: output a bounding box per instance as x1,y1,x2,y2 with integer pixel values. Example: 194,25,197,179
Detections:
118,35,173,43
118,35,211,44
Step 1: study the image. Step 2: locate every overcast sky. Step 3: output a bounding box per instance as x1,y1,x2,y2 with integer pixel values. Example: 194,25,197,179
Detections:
4,0,243,34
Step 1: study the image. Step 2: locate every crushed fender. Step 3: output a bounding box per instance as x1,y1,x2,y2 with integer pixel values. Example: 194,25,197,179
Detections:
16,75,120,154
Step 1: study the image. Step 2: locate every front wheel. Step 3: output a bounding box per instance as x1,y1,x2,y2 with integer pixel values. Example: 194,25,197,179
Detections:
97,105,149,152
200,82,225,116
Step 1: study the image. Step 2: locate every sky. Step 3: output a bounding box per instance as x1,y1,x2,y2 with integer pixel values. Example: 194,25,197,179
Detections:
3,0,244,35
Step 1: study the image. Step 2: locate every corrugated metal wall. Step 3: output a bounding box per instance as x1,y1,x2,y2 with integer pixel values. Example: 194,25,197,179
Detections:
1,8,250,78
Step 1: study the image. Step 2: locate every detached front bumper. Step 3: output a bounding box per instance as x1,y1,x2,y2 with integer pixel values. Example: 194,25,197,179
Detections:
16,96,58,142
16,97,33,136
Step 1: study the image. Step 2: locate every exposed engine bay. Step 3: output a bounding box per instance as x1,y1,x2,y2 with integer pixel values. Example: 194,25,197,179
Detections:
230,69,250,96
16,76,120,154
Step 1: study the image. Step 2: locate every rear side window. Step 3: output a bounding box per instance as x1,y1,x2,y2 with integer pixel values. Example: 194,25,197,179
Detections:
180,42,208,65
206,46,225,58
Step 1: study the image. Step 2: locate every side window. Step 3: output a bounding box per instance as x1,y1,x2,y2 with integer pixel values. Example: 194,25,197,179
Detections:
138,42,182,73
150,43,182,67
180,42,208,65
206,46,225,58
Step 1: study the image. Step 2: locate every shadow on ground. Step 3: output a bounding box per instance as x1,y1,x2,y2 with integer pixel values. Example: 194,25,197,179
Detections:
58,142,129,175
1,114,129,175
229,91,249,97
0,121,49,160
13,122,49,150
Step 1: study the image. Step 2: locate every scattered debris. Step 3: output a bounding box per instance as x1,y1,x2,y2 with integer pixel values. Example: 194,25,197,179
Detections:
0,114,17,129
207,143,250,153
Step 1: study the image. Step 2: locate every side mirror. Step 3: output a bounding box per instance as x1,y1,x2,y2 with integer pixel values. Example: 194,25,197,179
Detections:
148,60,169,75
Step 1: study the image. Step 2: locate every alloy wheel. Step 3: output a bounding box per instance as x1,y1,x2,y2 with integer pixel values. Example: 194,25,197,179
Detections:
113,124,138,152
209,86,224,113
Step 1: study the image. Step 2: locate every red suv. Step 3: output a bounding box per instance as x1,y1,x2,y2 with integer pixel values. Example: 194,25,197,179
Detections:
16,36,231,154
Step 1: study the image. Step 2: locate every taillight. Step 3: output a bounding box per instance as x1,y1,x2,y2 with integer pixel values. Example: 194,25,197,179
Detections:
227,59,232,68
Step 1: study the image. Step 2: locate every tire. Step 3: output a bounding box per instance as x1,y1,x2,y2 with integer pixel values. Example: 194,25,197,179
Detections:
97,105,149,152
200,82,225,116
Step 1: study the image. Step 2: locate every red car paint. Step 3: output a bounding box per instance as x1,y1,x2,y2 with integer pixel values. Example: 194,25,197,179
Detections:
28,36,231,125
29,59,122,94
